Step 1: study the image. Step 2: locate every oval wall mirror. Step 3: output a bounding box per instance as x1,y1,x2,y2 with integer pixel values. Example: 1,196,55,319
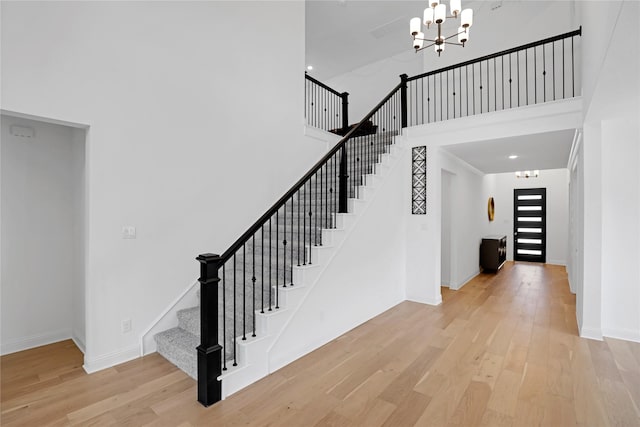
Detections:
488,197,495,221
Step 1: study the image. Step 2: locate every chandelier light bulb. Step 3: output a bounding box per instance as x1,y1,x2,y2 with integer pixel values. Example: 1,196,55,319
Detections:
435,42,445,55
458,27,468,44
414,32,424,50
450,0,462,17
424,7,434,26
410,17,421,36
461,8,473,27
434,4,446,24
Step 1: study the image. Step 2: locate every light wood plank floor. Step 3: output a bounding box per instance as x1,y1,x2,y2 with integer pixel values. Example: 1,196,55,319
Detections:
2,262,640,426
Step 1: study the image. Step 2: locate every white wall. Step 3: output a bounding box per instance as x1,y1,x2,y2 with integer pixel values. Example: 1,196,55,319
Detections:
440,170,453,287
325,52,424,124
1,115,85,354
0,1,321,370
573,0,640,342
482,169,569,266
405,143,484,303
268,143,407,371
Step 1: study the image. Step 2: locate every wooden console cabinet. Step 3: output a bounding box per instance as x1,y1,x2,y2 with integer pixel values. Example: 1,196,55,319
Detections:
480,235,507,272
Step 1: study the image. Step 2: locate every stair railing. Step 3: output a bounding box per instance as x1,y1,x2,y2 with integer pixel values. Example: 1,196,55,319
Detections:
197,82,402,406
404,28,582,127
305,72,349,133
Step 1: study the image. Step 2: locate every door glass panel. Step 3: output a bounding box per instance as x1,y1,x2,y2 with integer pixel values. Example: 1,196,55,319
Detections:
517,206,542,211
518,195,542,200
518,238,542,244
517,249,542,255
518,227,542,233
518,217,542,222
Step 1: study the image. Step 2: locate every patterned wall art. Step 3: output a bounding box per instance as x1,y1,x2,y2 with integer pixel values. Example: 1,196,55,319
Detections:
412,146,427,215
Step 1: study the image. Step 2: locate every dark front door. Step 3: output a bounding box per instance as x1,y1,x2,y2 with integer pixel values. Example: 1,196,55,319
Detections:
513,188,546,263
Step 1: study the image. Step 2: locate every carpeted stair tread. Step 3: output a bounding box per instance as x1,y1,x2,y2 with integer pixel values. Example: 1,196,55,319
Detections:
155,327,198,379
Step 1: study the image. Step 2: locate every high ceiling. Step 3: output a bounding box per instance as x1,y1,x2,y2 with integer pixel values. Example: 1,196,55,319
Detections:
306,1,578,173
441,129,576,173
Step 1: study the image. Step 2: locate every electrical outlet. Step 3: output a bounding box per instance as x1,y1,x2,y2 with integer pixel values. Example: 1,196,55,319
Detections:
122,319,132,333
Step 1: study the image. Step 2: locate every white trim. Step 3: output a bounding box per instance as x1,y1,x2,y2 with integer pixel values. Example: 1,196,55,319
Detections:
546,260,567,266
1,329,72,355
83,344,139,374
140,280,199,356
579,326,604,341
567,128,583,171
450,270,480,291
0,109,89,129
602,328,640,344
72,334,86,354
407,294,443,306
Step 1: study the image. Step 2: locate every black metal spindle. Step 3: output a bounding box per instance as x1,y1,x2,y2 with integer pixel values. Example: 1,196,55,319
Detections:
480,62,483,113
268,218,272,310
222,265,226,371
251,235,256,337
526,48,529,105
261,226,264,313
283,203,287,287
242,244,246,341
543,44,546,103
534,46,537,104
233,254,237,366
571,36,575,97
552,41,556,100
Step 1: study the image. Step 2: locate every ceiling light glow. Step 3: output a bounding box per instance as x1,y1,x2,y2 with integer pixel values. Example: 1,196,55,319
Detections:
508,155,518,159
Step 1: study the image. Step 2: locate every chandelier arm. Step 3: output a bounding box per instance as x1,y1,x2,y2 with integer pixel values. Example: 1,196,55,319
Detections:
415,36,438,43
444,33,463,41
415,41,437,52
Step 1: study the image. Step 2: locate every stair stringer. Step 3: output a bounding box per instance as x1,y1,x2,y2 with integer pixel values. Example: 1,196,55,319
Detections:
217,139,408,399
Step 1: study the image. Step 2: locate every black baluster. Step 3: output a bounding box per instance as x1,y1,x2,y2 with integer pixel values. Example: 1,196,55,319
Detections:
275,210,279,301
290,195,294,285
571,36,575,97
233,254,237,365
242,244,246,341
543,44,546,103
552,42,556,100
252,235,256,337
534,46,537,104
283,202,287,287
427,75,431,123
222,264,226,371
268,219,272,311
509,53,513,108
308,178,313,264
261,226,264,314
526,48,529,105
303,182,306,265
562,38,565,99
517,51,521,107
297,191,301,266
494,58,497,111
480,62,483,114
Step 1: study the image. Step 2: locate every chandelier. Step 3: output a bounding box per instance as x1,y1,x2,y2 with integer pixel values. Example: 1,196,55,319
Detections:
515,170,540,179
410,0,474,56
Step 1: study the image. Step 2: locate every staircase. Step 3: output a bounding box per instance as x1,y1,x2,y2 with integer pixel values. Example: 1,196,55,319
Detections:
154,131,400,384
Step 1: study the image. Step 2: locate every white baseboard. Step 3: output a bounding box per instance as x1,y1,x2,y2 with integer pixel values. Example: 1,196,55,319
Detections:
1,329,72,355
83,344,139,374
547,260,567,266
407,294,443,306
602,328,640,343
72,335,86,354
579,326,604,341
450,270,480,291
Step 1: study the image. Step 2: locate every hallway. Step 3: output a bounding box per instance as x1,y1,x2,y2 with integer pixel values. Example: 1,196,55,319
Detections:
2,262,639,426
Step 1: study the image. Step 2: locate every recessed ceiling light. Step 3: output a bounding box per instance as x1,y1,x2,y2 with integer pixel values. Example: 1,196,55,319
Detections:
508,155,518,159
307,65,313,71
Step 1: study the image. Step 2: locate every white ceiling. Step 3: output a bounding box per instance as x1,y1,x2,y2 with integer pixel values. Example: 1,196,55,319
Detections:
441,129,575,174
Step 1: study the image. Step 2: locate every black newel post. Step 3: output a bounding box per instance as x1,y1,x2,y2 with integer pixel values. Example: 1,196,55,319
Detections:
196,253,223,407
338,146,349,213
341,92,349,135
400,74,408,128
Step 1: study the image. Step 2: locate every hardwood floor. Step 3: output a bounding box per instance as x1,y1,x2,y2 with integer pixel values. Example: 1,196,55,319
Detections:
2,262,639,426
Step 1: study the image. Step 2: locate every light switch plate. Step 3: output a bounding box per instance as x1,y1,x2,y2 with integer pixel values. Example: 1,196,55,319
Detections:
122,226,136,239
